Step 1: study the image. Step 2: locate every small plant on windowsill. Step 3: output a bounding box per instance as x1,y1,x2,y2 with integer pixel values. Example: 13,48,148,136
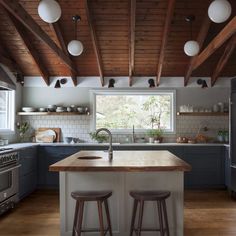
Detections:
16,122,30,142
146,128,164,143
89,132,108,143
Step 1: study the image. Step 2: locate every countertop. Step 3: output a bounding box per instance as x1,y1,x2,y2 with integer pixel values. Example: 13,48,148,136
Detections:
49,150,192,172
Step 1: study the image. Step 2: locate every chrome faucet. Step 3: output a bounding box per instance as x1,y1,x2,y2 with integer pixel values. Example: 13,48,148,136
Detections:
95,128,113,161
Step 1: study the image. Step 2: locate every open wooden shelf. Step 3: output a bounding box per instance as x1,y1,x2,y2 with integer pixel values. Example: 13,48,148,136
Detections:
17,112,90,116
177,112,229,116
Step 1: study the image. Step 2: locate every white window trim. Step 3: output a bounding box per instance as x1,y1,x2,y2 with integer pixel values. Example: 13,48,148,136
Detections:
90,89,176,134
0,91,15,134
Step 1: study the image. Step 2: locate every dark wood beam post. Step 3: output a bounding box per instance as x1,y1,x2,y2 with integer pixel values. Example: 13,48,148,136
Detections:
193,16,236,71
211,35,236,87
0,38,24,82
50,22,78,86
0,0,77,74
156,0,176,86
7,13,50,86
85,0,104,86
129,0,136,87
184,14,211,86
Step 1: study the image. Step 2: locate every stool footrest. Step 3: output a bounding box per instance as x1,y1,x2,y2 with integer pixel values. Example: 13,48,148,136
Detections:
134,227,167,232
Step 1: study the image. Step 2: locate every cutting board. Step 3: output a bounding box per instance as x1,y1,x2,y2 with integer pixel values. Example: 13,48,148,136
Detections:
36,128,61,142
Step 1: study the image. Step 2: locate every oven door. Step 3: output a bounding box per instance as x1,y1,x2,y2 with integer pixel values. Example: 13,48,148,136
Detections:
0,164,21,203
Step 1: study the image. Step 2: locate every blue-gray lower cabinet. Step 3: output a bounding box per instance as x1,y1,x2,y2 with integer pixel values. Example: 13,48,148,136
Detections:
38,146,81,188
182,146,225,188
225,146,230,188
19,146,37,200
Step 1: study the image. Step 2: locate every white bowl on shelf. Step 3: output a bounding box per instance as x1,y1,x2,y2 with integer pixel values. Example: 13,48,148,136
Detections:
22,107,36,112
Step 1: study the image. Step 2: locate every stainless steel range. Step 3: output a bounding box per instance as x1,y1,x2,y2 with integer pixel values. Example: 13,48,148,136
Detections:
0,149,20,215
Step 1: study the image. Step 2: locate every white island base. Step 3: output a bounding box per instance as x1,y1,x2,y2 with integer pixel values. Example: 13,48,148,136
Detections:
59,171,184,236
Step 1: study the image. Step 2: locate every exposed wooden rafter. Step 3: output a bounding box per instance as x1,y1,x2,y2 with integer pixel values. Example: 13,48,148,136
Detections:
0,37,24,82
85,0,104,86
193,16,236,71
50,22,78,86
156,0,176,86
129,0,136,87
211,35,236,86
7,13,50,86
0,0,77,74
184,14,211,86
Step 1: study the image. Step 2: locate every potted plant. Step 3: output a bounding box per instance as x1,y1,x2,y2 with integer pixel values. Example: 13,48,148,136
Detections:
217,130,224,142
16,122,30,142
146,128,164,143
89,132,108,143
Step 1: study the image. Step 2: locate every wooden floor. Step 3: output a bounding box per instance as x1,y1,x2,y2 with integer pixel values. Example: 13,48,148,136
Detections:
0,190,236,236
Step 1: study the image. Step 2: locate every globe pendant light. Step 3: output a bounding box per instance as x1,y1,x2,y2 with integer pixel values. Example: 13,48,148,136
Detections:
67,15,84,56
208,0,232,23
184,15,200,57
38,0,61,23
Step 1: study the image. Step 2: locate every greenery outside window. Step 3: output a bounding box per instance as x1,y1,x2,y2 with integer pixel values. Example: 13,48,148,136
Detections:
0,90,15,132
92,90,176,133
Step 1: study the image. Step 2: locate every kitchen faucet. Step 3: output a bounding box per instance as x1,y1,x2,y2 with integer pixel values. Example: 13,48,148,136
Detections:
132,125,136,143
95,128,113,161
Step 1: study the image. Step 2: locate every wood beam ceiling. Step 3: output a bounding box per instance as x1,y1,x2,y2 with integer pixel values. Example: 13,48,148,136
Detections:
129,0,136,87
156,0,176,86
193,16,236,71
0,0,77,74
211,35,236,86
85,0,104,86
184,14,211,86
50,22,78,86
7,13,50,86
0,37,24,82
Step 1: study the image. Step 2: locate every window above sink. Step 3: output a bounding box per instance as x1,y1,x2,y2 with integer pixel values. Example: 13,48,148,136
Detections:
91,90,176,134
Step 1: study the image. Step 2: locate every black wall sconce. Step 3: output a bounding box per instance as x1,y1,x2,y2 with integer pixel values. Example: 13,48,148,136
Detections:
54,78,68,88
108,78,115,88
197,79,208,88
148,79,155,88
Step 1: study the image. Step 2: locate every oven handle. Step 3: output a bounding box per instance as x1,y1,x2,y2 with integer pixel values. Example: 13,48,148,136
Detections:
0,164,21,175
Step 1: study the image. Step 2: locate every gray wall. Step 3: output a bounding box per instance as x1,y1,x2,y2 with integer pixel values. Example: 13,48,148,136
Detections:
22,87,230,109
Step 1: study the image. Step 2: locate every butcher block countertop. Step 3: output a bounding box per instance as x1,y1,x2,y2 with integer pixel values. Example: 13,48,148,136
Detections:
49,150,191,172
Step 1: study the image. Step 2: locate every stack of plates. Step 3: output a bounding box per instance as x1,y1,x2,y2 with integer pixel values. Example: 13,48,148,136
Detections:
56,106,65,112
22,107,36,112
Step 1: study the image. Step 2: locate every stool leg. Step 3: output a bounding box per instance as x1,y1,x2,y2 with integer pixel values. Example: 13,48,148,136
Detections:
72,201,79,236
162,200,170,236
137,200,144,236
104,199,113,236
157,201,164,236
97,200,105,236
130,199,138,236
76,201,84,236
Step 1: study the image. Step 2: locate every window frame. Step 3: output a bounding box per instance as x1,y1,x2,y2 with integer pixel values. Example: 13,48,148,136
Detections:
91,89,176,134
0,90,15,133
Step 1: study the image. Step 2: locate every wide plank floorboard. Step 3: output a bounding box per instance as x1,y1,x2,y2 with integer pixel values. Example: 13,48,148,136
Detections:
0,190,236,235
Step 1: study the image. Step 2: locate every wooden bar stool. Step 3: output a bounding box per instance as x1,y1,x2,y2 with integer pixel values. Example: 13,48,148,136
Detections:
71,190,113,236
129,190,171,236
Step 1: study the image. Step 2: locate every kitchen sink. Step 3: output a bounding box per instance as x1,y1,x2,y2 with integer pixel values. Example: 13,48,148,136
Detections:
78,156,102,160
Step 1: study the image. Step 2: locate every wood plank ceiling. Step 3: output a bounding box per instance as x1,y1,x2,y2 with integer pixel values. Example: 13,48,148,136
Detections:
0,0,235,86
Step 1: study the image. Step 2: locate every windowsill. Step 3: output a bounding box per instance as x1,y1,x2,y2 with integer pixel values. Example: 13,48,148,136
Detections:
0,130,15,135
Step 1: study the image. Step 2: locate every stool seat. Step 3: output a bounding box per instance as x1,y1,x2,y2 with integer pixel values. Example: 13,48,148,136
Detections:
71,190,112,201
130,190,170,201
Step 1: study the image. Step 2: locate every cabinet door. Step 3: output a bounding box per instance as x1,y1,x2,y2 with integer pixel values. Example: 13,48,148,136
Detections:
19,172,37,200
225,146,231,188
19,147,37,177
38,146,81,188
183,147,225,188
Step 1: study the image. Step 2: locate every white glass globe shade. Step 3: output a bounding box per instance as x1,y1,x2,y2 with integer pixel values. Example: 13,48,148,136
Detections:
184,40,200,57
38,0,62,23
208,0,232,23
67,40,84,56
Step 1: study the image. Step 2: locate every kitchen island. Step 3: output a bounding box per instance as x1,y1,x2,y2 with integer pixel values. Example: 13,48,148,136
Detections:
50,150,191,236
